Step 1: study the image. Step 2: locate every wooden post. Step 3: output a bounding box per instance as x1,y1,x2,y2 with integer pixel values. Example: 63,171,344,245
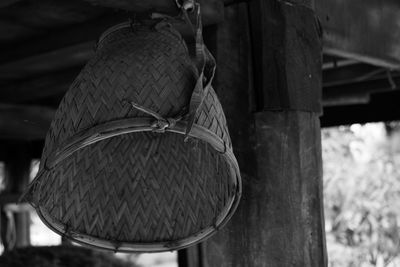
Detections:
203,0,327,266
178,246,205,267
3,143,32,248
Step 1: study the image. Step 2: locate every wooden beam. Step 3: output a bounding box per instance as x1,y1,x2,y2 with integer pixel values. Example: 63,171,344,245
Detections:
323,75,400,106
248,0,322,113
316,0,400,69
0,7,223,80
0,14,124,65
321,90,400,127
0,42,93,80
0,0,22,8
82,0,223,24
323,63,385,86
0,104,55,140
204,1,327,266
0,68,79,103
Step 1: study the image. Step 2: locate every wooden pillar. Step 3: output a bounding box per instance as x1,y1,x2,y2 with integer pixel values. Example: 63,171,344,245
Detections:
3,143,31,248
203,0,327,266
178,246,205,267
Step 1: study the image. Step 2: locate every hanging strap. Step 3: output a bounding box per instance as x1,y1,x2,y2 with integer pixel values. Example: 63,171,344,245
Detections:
129,1,216,140
180,1,216,140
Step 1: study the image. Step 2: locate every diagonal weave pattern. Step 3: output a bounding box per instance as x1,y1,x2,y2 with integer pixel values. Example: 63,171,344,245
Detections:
29,22,239,251
38,132,233,242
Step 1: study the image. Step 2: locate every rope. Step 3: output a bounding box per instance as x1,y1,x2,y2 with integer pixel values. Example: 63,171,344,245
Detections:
128,101,185,133
179,1,217,140
126,0,217,140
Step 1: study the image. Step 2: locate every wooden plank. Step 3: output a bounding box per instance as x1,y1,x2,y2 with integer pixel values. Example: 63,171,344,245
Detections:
0,104,55,140
316,0,400,69
204,1,327,266
248,0,322,113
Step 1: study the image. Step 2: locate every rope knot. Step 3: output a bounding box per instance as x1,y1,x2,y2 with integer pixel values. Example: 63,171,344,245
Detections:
150,117,180,133
175,0,195,11
127,101,183,133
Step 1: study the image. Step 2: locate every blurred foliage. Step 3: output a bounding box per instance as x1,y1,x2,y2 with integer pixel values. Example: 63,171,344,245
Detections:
323,122,400,267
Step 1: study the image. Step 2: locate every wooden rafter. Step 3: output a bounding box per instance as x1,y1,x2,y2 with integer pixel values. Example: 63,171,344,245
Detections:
82,0,223,23
0,2,223,80
0,0,21,8
0,68,79,103
0,104,55,140
316,0,400,69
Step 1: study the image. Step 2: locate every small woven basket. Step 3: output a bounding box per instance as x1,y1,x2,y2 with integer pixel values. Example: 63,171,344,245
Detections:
26,19,241,252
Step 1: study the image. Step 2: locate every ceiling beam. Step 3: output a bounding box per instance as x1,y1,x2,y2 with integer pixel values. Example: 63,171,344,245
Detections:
83,0,223,24
323,75,400,106
323,63,386,87
316,0,400,69
0,0,21,8
321,90,400,127
0,14,124,64
0,104,54,140
0,43,93,80
0,2,223,65
0,3,223,80
0,68,79,103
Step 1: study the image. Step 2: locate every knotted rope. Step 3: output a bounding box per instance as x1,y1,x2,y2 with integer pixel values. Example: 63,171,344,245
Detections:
128,0,216,140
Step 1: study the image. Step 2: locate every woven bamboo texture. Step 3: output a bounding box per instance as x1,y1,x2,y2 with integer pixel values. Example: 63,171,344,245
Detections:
28,23,240,252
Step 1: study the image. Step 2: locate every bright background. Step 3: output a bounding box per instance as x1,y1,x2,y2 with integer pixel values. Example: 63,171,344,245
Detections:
323,122,400,267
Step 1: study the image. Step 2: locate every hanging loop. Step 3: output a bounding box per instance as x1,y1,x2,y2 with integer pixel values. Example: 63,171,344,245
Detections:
175,0,195,11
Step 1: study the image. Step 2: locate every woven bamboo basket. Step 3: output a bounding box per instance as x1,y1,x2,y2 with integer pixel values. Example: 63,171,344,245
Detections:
26,15,241,252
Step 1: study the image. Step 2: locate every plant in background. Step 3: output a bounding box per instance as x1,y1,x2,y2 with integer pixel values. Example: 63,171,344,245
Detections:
323,123,400,267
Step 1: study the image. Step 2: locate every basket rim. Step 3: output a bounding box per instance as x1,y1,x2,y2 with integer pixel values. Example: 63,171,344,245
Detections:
35,166,240,253
30,117,242,252
42,117,238,171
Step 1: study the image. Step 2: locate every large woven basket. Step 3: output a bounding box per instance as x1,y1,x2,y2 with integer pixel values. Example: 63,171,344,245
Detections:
26,19,241,252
